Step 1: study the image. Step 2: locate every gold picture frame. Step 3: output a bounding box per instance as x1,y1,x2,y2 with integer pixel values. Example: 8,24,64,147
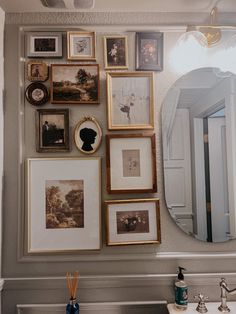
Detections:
26,157,101,253
67,31,96,61
103,35,128,70
26,61,48,82
105,198,161,246
74,116,102,154
106,71,154,130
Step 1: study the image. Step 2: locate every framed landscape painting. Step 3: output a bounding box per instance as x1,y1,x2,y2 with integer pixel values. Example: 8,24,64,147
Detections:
105,198,161,246
106,134,157,193
51,64,100,104
103,35,128,69
35,109,70,152
135,32,163,71
106,72,154,130
26,158,101,253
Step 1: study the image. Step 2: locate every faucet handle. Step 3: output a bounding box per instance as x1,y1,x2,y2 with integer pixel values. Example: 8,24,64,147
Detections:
194,293,209,313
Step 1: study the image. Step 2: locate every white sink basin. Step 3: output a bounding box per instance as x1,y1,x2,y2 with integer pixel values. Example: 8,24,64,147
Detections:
168,302,236,313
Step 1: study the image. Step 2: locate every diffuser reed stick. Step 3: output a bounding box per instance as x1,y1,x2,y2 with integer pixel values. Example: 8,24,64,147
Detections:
66,271,80,314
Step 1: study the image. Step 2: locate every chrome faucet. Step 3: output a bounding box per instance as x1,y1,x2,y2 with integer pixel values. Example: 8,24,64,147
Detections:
218,278,236,312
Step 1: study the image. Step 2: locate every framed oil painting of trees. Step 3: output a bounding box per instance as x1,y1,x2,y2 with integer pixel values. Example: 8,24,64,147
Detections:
106,71,154,130
26,158,101,253
105,198,161,246
106,134,157,193
51,64,100,104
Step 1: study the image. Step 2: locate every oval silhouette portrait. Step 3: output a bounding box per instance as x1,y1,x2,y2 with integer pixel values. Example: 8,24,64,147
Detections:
74,116,102,154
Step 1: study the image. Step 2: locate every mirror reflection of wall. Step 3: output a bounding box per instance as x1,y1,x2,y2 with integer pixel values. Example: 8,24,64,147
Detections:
162,67,236,243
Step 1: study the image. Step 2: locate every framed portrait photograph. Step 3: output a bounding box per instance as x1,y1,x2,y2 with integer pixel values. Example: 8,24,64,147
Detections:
105,198,161,246
74,116,102,154
106,72,154,130
67,31,96,61
26,32,62,58
35,109,70,152
106,134,157,194
51,64,100,104
25,82,49,106
26,157,101,253
26,61,48,82
103,35,128,69
135,32,163,71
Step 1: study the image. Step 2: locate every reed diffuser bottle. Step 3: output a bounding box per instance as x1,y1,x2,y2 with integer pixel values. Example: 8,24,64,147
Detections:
66,271,80,314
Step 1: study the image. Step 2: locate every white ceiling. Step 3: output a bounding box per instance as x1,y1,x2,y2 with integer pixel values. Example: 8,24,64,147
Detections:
0,0,236,13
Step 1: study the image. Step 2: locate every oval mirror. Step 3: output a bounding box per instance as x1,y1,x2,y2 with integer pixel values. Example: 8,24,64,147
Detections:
162,67,236,243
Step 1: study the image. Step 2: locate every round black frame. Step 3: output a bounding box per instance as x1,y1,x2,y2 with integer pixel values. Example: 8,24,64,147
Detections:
25,82,49,106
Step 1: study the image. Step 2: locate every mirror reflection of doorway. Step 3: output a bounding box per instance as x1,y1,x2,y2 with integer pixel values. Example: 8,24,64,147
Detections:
206,109,229,242
162,68,236,243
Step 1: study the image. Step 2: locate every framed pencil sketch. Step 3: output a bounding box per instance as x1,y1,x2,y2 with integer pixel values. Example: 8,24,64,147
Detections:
105,198,161,246
26,157,101,253
26,32,62,58
26,61,48,82
35,109,70,152
103,35,128,69
51,64,100,104
106,72,154,130
67,31,96,60
74,116,102,154
135,32,163,71
106,134,157,193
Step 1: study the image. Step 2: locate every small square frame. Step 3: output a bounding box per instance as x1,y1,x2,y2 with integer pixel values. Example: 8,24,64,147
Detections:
103,35,128,69
26,32,62,58
105,198,161,246
135,32,163,71
67,31,96,61
35,108,70,152
106,133,157,193
26,157,101,253
26,61,48,82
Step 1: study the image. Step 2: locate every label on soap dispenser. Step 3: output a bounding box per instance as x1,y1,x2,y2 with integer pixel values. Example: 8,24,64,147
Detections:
175,286,188,306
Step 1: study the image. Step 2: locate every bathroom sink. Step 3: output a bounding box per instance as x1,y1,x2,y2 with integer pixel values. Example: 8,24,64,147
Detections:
168,301,236,313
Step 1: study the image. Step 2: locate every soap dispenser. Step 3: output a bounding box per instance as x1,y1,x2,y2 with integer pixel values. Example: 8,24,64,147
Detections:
175,266,188,310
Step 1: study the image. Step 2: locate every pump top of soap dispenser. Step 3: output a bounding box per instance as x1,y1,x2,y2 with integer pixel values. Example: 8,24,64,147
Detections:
177,267,186,280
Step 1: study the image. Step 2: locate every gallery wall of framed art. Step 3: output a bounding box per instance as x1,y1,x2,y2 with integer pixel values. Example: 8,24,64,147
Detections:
22,27,163,256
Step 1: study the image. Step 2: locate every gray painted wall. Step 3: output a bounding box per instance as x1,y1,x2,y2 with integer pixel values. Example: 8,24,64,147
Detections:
3,11,236,314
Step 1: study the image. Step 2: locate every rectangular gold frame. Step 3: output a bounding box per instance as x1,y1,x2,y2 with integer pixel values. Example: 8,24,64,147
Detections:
106,71,154,130
26,157,101,254
67,31,96,61
105,198,161,246
103,35,128,70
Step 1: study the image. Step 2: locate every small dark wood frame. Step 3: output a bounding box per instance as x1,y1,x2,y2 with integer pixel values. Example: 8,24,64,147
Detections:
135,32,163,71
35,108,70,152
106,133,157,194
50,64,100,104
25,82,49,106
